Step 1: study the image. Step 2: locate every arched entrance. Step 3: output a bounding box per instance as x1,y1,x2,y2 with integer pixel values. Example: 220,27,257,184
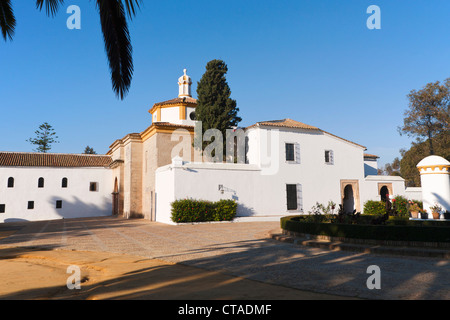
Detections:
340,179,361,213
380,185,389,202
343,184,355,213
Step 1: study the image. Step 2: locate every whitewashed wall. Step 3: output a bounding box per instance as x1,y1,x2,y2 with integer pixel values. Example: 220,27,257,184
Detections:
0,167,112,223
155,126,380,223
361,175,407,208
404,187,422,201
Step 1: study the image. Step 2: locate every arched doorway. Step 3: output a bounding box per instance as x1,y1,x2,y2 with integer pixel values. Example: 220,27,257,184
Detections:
380,185,389,202
112,178,119,215
343,184,355,213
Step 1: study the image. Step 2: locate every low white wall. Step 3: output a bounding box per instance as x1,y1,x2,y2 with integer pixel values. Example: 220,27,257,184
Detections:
361,175,406,206
0,167,112,223
405,187,422,201
155,162,267,224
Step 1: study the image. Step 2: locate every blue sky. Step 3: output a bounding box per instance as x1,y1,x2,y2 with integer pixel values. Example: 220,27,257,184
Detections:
1,0,449,167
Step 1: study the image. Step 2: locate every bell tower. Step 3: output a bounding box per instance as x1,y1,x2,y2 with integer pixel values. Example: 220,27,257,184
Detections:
178,68,192,97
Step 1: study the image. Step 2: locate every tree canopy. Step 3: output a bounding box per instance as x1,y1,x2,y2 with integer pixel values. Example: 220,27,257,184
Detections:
398,78,450,155
195,59,242,157
27,122,59,153
84,146,97,154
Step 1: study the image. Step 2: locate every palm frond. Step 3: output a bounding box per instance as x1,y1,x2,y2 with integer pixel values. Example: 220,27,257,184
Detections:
97,0,134,100
122,0,142,20
36,0,64,17
0,0,16,41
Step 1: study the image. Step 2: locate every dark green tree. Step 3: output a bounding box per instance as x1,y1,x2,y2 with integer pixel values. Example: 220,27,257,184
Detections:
195,60,241,155
0,0,141,99
398,79,450,155
27,122,59,153
84,146,97,154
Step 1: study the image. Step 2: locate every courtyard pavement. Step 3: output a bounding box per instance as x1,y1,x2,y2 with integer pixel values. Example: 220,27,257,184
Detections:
0,216,449,300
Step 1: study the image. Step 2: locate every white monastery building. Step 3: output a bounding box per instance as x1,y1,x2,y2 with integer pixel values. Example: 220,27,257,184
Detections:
0,69,421,223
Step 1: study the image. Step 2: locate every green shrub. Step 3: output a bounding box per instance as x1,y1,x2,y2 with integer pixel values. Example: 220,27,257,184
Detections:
281,216,450,243
363,200,386,215
214,199,238,221
171,199,237,223
392,195,409,217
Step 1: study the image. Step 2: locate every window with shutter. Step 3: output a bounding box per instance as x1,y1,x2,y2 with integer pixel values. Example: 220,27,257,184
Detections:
286,184,298,210
325,150,334,164
285,143,295,161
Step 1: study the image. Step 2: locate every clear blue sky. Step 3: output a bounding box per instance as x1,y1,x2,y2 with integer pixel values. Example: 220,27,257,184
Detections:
1,0,449,167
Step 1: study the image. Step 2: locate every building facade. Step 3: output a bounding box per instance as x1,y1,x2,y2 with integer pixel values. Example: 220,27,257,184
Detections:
0,152,112,222
0,69,420,223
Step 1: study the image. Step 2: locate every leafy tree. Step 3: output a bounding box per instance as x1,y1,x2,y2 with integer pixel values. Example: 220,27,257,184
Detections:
398,79,450,155
0,0,142,99
380,157,401,176
27,122,59,153
195,59,242,155
399,132,450,187
84,146,97,154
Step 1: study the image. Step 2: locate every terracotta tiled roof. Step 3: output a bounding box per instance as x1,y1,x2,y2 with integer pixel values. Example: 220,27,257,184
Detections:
0,152,112,168
247,118,319,131
364,153,379,159
153,97,197,107
247,119,366,150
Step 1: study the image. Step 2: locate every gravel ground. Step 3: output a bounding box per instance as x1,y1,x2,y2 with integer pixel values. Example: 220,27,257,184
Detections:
1,216,449,300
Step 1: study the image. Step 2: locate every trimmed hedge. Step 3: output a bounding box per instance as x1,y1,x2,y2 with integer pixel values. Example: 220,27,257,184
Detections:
171,199,237,223
281,215,450,243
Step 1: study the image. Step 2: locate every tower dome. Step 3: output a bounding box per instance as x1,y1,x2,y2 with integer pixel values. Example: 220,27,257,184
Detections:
178,68,192,97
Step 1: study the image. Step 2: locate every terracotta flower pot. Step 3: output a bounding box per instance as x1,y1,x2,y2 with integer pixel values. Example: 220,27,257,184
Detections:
432,211,440,219
410,211,419,219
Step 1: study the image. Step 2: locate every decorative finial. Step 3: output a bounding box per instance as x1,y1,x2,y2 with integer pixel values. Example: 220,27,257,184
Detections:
183,68,187,75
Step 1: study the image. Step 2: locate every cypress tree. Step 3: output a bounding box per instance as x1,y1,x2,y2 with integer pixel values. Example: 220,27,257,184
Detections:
195,60,241,152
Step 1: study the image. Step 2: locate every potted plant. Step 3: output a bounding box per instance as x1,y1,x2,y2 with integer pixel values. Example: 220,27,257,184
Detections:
420,209,428,220
430,203,442,220
408,202,421,219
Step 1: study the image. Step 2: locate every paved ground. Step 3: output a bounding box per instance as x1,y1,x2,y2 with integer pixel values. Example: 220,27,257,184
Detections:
0,216,449,300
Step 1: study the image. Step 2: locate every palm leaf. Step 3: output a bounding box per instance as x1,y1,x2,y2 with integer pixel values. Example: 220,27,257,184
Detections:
0,0,15,41
122,0,142,20
36,0,65,17
97,0,134,100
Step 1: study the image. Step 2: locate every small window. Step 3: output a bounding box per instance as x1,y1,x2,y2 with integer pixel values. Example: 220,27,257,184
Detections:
89,182,98,192
0,204,5,213
56,200,62,209
325,150,334,164
286,184,298,210
28,201,34,210
7,177,14,188
285,143,295,161
189,111,196,120
38,177,44,188
62,178,68,188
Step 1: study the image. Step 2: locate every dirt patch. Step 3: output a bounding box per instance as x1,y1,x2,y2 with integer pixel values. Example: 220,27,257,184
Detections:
0,246,351,300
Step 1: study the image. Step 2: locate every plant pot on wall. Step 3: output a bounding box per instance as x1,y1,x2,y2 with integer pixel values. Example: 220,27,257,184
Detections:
432,211,440,219
410,211,419,219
